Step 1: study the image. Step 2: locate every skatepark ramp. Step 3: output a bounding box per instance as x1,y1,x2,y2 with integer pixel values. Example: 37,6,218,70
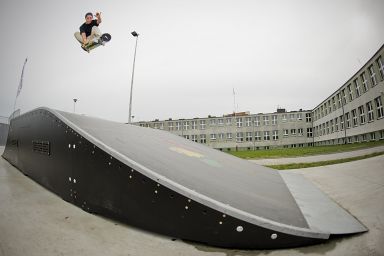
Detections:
2,107,367,249
0,122,9,146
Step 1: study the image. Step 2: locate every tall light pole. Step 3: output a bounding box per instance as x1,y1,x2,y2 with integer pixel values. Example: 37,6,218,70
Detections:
73,99,78,113
128,31,139,123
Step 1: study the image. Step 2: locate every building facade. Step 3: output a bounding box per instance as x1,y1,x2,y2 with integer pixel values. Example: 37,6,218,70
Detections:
313,45,384,145
137,109,314,151
136,44,384,150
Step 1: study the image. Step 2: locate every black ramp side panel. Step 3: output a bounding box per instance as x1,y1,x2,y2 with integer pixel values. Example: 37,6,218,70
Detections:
2,107,367,249
57,110,308,228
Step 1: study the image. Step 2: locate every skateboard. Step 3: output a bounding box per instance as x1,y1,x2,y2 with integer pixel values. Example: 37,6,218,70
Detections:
82,33,111,52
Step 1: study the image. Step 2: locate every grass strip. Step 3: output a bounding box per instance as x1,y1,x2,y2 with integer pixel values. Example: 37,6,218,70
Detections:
265,151,384,170
229,140,384,159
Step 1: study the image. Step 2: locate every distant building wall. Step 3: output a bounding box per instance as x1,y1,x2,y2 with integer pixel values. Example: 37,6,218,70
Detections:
136,110,314,151
313,45,384,145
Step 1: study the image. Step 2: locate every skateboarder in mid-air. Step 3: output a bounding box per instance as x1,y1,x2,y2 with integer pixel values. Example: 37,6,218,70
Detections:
74,12,110,52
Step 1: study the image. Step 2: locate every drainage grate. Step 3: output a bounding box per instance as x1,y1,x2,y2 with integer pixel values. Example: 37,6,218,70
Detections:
32,140,51,155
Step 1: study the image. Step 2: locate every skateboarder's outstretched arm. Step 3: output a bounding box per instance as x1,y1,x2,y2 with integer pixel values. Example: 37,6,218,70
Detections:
96,12,102,25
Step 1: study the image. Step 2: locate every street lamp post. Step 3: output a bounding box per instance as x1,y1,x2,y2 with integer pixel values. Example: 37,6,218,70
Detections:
73,99,78,113
128,31,139,124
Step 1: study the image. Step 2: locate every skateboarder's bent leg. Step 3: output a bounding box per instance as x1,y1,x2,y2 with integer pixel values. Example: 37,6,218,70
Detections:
87,26,102,43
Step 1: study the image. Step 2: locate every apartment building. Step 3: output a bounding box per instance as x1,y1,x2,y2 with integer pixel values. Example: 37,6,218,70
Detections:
137,109,314,151
313,45,384,145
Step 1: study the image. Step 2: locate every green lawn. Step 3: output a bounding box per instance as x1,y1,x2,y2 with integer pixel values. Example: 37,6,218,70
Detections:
228,140,384,159
265,152,384,170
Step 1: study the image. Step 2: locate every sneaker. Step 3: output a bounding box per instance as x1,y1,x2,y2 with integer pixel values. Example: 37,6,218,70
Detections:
81,45,89,53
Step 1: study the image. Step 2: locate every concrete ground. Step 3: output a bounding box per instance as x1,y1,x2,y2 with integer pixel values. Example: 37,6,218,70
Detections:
250,145,384,165
0,145,383,256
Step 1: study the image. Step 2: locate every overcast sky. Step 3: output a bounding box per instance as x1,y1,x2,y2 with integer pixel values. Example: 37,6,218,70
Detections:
0,0,383,123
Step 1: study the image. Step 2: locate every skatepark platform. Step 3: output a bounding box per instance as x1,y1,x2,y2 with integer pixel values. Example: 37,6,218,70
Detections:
1,107,367,249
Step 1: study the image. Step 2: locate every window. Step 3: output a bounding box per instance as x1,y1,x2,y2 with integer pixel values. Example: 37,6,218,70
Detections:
354,79,361,97
175,122,181,131
183,135,190,140
218,119,224,126
263,116,269,125
210,119,216,126
291,129,296,135
168,122,174,131
330,120,334,133
346,112,351,128
272,115,277,125
282,114,287,122
290,114,295,121
341,89,347,104
352,109,358,127
337,93,342,108
306,113,312,122
245,117,252,127
377,56,384,80
191,121,197,130
367,101,374,122
254,116,260,126
218,133,224,139
358,105,366,125
255,131,261,141
246,132,252,141
226,118,231,125
335,117,339,131
264,131,270,140
307,128,313,137
283,129,289,136
236,132,244,142
332,96,336,111
328,100,332,113
361,72,368,92
369,65,377,86
191,135,197,142
297,113,302,120
227,133,232,140
272,130,278,140
200,120,206,130
236,118,243,128
370,132,376,141
200,134,206,144
375,97,384,119
347,84,354,101
326,121,329,134
340,115,345,130
183,121,189,130
298,128,303,136
210,134,216,140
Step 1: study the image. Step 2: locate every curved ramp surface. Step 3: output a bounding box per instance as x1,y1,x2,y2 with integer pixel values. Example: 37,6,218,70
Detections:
2,107,366,249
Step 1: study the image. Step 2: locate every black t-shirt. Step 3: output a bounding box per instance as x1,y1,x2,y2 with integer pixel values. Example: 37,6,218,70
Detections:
79,20,99,37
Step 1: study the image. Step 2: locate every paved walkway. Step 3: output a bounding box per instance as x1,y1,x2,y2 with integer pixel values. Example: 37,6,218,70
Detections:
1,146,383,256
250,145,384,165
